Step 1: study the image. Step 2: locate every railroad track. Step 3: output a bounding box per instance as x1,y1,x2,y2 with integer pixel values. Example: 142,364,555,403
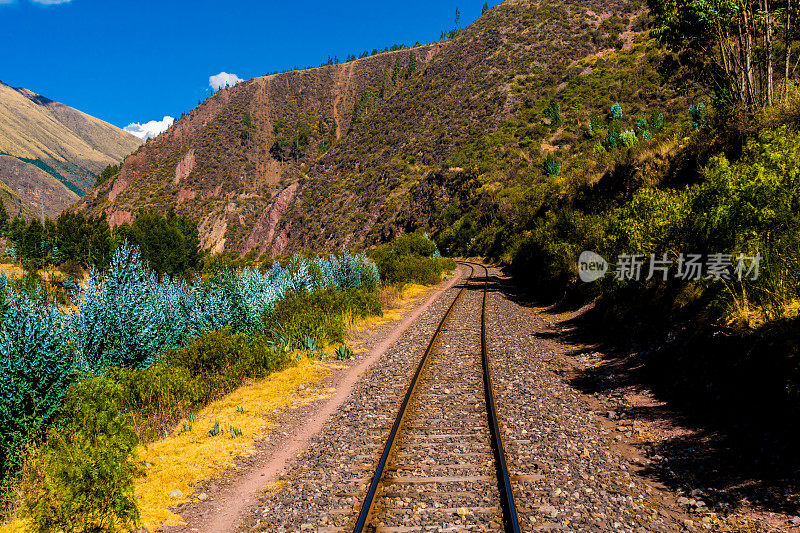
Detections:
351,263,520,532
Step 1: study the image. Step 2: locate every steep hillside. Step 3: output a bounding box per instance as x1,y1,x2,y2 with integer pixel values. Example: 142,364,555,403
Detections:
76,44,443,252
0,155,76,218
77,0,679,256
0,81,141,215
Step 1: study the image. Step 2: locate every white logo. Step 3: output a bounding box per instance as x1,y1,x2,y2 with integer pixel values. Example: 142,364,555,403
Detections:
578,251,608,282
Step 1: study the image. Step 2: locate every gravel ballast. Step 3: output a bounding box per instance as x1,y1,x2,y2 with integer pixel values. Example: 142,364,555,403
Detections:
248,265,693,532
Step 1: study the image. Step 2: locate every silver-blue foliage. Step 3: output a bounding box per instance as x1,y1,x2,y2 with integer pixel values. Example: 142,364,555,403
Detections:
0,245,380,479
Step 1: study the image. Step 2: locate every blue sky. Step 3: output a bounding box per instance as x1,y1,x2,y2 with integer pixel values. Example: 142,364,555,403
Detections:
0,0,495,138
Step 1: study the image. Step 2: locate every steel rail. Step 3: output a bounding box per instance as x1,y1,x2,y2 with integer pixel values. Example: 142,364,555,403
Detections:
351,262,521,532
474,262,522,532
351,264,476,532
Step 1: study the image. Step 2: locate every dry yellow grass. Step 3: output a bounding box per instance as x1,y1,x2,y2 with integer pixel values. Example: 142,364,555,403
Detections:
349,283,427,335
0,359,337,533
135,357,337,530
0,264,26,280
0,263,74,284
0,520,26,533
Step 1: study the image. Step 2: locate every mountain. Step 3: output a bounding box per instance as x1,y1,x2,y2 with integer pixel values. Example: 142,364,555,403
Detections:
76,0,683,256
0,81,142,218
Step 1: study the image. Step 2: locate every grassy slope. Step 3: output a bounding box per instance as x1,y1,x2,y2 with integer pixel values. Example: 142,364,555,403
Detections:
0,82,141,200
0,156,78,218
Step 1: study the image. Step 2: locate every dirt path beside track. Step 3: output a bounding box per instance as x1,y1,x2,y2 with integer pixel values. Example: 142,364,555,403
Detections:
163,268,466,533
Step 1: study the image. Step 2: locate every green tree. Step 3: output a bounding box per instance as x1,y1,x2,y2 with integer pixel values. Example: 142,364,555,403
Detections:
119,210,201,276
20,218,45,265
95,164,119,187
0,197,8,235
22,378,142,533
56,212,89,265
405,54,417,78
7,215,25,253
648,0,796,108
88,217,113,270
482,2,489,14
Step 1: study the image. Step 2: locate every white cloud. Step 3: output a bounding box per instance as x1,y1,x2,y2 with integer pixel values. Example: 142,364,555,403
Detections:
209,72,243,91
0,0,73,6
123,116,174,141
0,0,73,5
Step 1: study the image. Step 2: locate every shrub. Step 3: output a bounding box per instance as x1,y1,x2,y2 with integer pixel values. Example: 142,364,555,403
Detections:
166,328,277,401
610,103,623,119
71,245,381,371
543,100,562,128
689,102,706,128
371,234,454,286
0,280,75,489
390,233,437,257
620,129,638,147
593,142,607,156
606,121,622,148
394,255,446,285
603,126,800,320
110,364,202,438
511,209,607,297
22,378,142,533
371,252,454,286
1,244,381,491
588,114,604,137
544,153,562,176
650,110,664,130
267,288,382,349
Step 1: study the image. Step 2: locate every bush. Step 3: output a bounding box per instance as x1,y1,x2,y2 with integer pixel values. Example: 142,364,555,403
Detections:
543,100,562,128
393,255,446,285
605,121,622,148
511,208,607,297
544,153,562,176
165,328,288,402
589,114,604,137
110,364,202,438
266,288,382,349
1,246,381,496
650,110,664,130
620,129,637,147
390,233,437,257
0,281,75,490
22,378,142,533
610,103,623,119
602,126,800,321
689,102,707,128
370,234,455,286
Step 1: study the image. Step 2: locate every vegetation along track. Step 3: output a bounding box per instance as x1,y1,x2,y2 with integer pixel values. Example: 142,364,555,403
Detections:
352,262,521,532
